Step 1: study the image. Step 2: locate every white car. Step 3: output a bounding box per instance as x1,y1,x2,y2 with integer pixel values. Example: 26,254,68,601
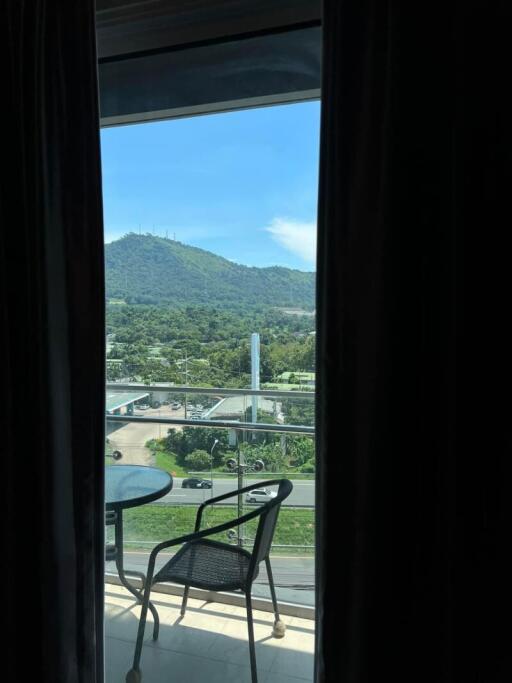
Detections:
245,488,277,504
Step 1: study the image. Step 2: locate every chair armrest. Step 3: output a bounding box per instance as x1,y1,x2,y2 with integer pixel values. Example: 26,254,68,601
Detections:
194,478,284,531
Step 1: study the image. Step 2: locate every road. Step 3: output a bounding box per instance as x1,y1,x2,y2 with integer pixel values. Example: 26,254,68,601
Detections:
160,478,314,507
106,405,315,505
106,404,188,464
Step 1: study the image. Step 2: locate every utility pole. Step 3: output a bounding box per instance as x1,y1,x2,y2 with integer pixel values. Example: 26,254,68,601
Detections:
172,349,190,417
177,351,189,417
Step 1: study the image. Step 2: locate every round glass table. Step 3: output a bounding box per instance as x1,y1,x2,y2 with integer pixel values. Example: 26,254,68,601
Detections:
105,465,173,630
106,464,173,511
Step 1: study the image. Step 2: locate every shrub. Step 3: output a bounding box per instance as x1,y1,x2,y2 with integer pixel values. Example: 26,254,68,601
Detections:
184,449,210,471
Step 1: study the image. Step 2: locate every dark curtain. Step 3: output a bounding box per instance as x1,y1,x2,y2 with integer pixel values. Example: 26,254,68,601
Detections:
316,2,511,682
1,2,105,681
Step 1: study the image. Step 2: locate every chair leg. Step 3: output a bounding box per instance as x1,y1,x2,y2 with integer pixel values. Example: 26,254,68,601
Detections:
245,591,258,683
126,582,152,682
265,557,286,638
148,599,160,641
181,585,190,616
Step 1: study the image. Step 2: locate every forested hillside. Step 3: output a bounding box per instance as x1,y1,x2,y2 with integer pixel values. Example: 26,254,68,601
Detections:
106,304,315,387
105,233,315,308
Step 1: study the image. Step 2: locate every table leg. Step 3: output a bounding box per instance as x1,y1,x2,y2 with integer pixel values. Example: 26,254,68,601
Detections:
113,509,160,639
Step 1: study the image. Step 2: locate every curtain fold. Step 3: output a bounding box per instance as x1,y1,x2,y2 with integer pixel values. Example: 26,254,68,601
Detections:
1,2,105,681
316,2,511,681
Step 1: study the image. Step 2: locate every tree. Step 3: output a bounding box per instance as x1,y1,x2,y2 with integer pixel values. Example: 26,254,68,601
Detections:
281,397,314,426
287,436,315,467
164,427,229,466
106,362,123,381
242,442,285,473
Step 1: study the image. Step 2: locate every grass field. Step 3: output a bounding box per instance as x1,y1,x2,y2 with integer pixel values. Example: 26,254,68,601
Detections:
187,470,315,480
154,450,188,477
106,504,314,554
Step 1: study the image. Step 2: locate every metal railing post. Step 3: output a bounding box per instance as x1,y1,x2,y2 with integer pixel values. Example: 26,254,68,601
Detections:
237,432,244,547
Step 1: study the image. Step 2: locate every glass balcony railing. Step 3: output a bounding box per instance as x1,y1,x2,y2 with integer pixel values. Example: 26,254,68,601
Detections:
105,382,315,607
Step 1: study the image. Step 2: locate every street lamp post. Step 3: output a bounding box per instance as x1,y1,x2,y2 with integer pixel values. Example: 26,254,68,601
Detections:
172,349,191,417
210,438,219,497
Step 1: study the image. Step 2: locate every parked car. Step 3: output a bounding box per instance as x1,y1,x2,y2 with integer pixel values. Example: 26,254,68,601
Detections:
245,488,277,504
171,402,181,410
137,403,149,410
181,478,212,489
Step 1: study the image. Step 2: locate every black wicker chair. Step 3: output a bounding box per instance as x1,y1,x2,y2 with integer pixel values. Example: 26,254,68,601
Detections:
126,478,293,683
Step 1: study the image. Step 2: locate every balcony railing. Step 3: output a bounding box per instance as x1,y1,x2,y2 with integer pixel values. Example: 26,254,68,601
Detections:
105,382,315,608
106,382,314,434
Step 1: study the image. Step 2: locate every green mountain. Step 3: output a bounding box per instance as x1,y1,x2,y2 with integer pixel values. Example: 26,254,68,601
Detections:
105,233,315,308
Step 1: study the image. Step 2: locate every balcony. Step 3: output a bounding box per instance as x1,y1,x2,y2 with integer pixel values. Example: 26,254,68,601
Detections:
105,383,315,681
106,582,314,683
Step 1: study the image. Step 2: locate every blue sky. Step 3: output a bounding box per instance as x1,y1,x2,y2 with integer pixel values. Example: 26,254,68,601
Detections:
100,101,320,272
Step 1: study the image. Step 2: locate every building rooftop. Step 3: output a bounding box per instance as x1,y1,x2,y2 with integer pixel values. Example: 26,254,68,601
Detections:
203,395,279,420
106,391,149,413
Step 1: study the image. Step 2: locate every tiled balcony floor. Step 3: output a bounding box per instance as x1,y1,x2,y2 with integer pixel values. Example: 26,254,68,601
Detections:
105,584,315,683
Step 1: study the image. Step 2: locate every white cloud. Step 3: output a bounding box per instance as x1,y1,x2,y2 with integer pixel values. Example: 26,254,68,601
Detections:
266,218,317,265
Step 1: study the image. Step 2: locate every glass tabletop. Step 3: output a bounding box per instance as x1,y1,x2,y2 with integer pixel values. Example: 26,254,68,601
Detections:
105,465,173,511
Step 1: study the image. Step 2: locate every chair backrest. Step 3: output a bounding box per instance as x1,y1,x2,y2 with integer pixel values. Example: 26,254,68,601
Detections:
248,479,293,579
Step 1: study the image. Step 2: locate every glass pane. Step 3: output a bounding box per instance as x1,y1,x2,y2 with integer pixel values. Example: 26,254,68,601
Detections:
102,101,319,681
